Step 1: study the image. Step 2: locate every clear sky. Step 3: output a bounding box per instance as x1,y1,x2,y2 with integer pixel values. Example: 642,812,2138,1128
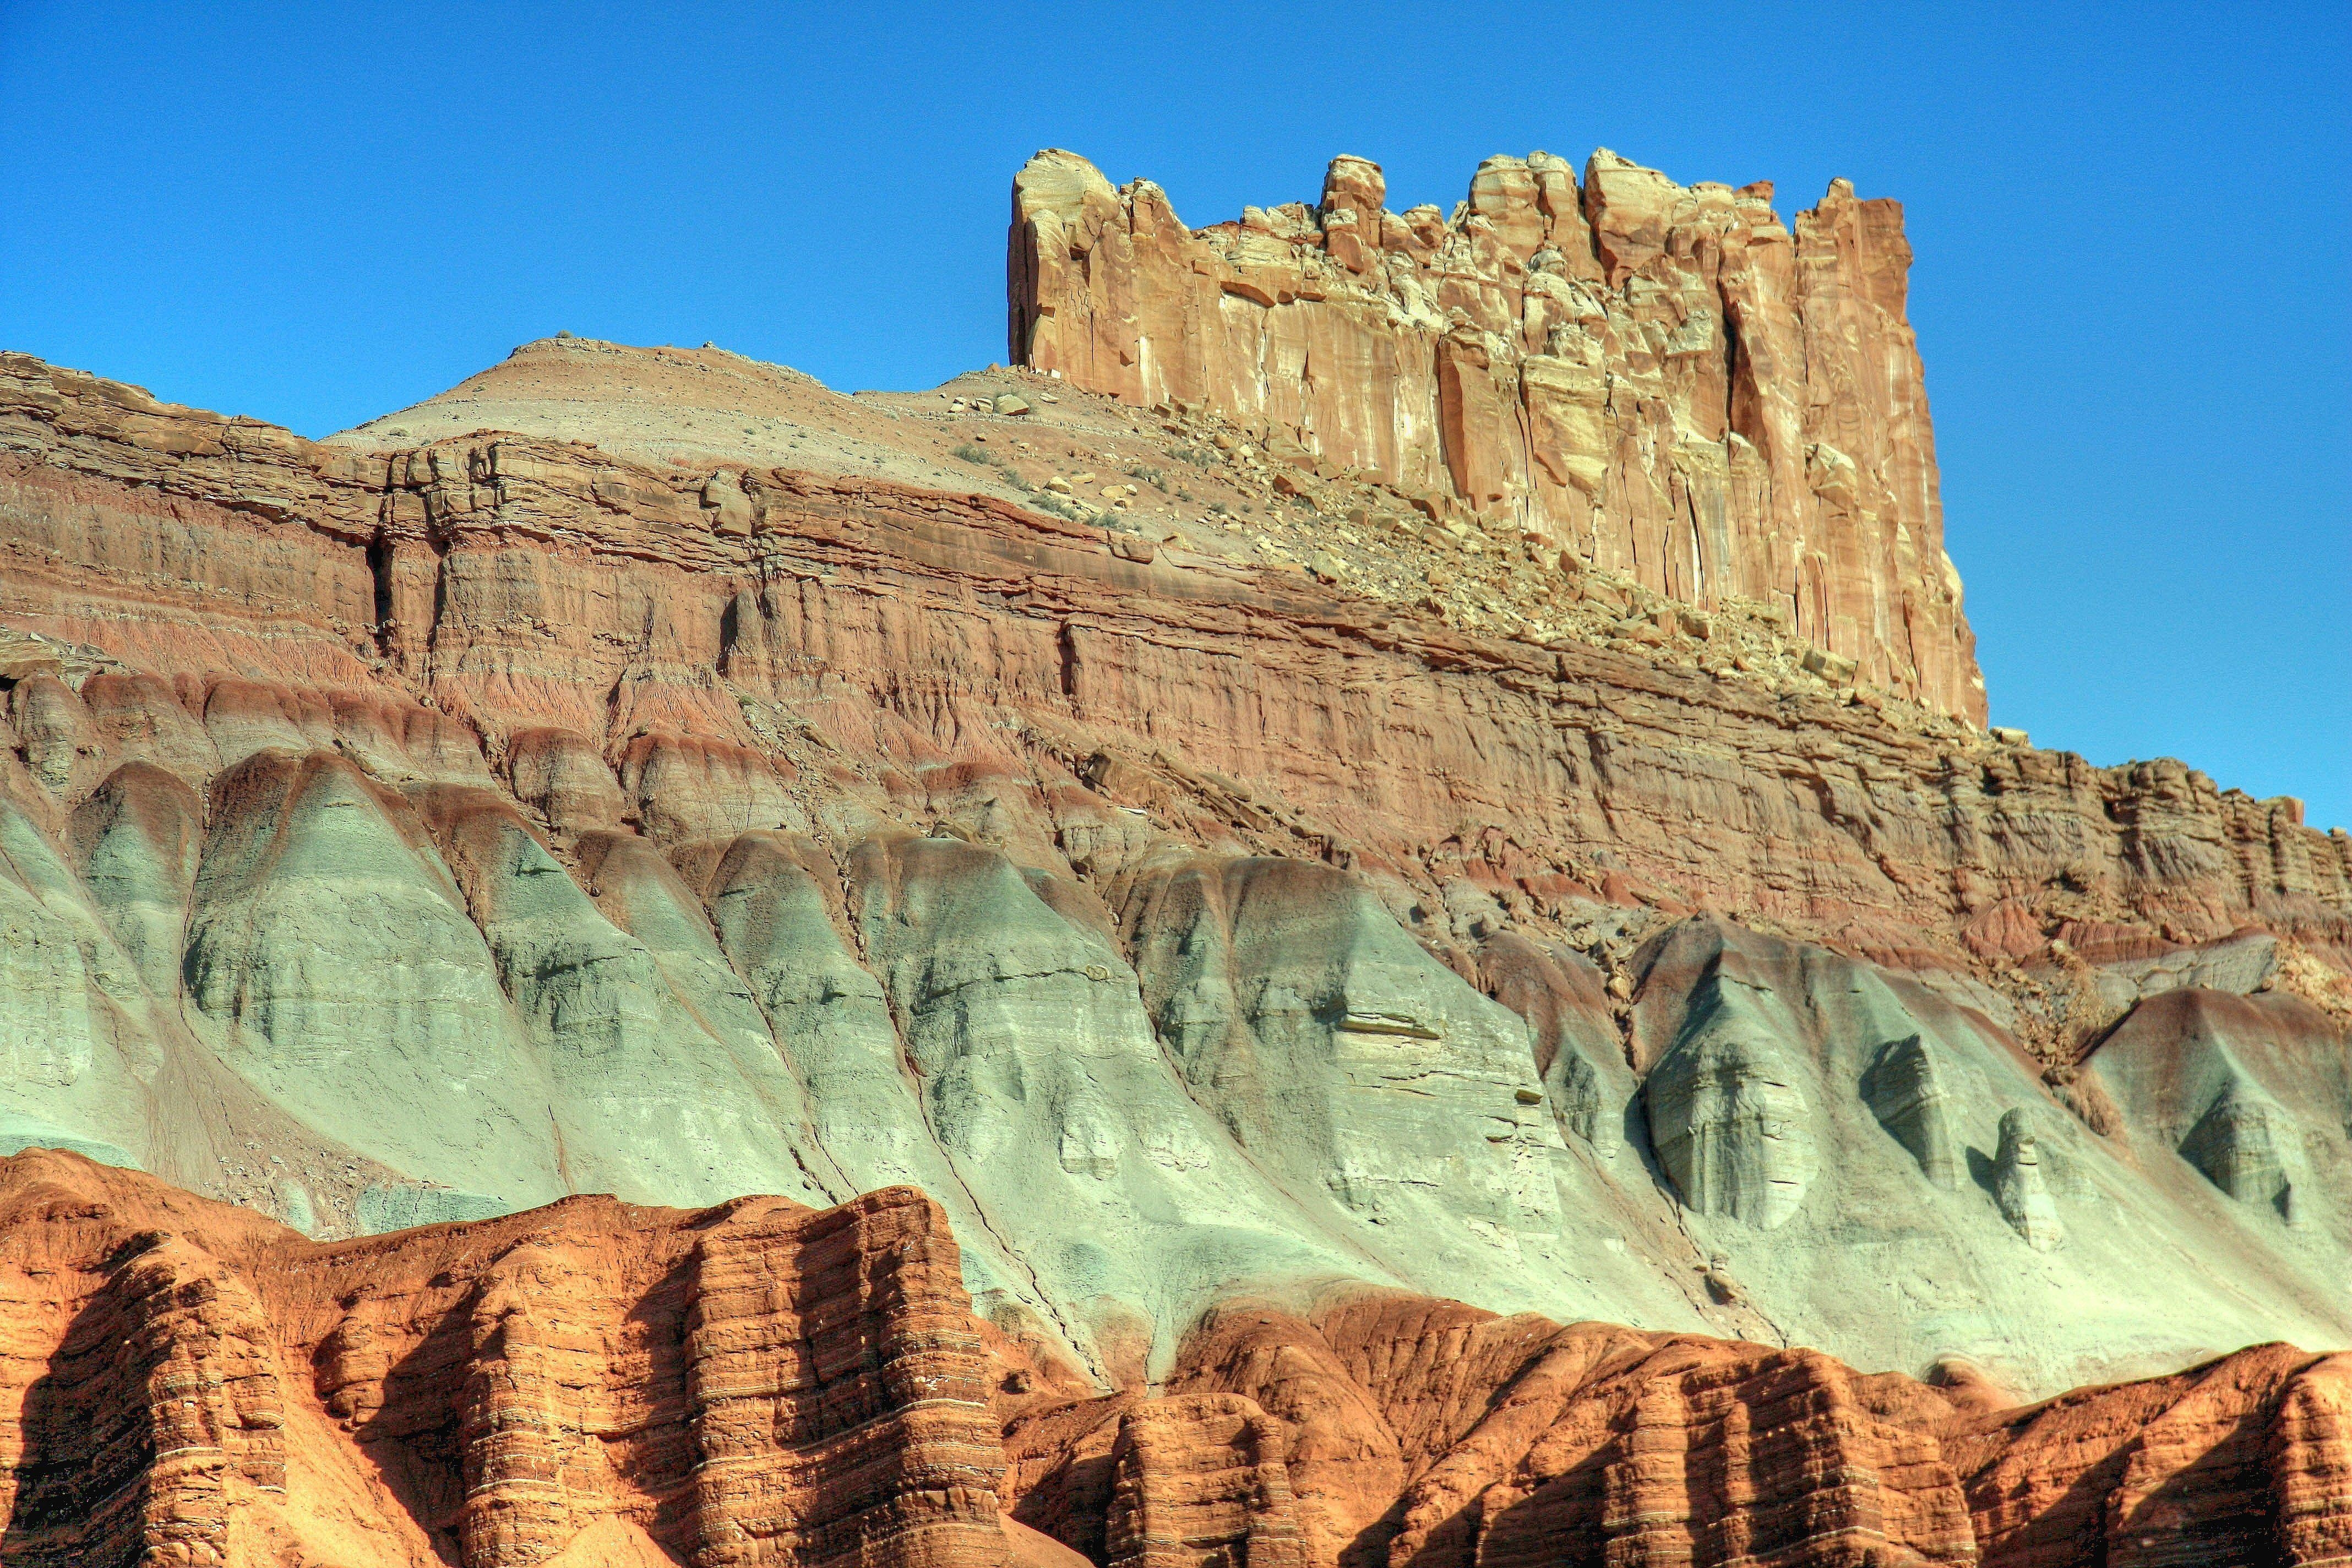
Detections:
4,2,2345,828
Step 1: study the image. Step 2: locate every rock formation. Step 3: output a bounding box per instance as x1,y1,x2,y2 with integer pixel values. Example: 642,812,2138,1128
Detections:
0,344,2348,1406
0,1148,1009,1568
1862,1034,1962,1189
1101,1395,1306,1568
1992,1108,2066,1254
1010,149,1983,718
1012,1290,2352,1568
1643,1031,1816,1228
0,137,2348,1559
6,1148,2341,1566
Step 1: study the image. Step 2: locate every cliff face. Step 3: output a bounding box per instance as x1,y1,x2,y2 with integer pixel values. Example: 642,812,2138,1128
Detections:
1010,148,1984,721
7,1148,2344,1567
1,347,2346,1423
0,1149,1012,1568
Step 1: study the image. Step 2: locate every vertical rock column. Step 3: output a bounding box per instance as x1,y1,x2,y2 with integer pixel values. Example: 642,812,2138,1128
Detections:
1596,1351,1974,1566
1992,1110,2065,1253
455,1243,612,1567
1009,146,1987,721
0,1233,287,1568
684,1190,1010,1568
2271,1353,2352,1565
1104,1394,1308,1568
1862,1035,1961,1189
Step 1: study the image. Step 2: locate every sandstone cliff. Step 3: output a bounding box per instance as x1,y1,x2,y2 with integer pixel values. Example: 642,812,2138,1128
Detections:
5,1148,2343,1566
1,347,2345,1419
1010,148,1984,721
0,1148,1011,1567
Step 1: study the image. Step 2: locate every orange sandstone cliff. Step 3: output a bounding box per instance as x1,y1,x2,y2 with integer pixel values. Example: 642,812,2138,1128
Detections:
1011,149,1983,721
1,1149,2345,1566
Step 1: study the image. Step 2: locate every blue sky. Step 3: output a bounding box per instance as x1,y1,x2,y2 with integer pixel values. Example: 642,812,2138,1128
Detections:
4,2,2345,827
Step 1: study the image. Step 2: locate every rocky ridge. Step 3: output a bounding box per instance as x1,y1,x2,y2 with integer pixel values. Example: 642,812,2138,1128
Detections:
2,1149,2345,1566
0,1149,1012,1567
344,335,1974,734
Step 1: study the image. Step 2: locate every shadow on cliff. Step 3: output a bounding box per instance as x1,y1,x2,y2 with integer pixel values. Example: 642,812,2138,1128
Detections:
1966,1144,1998,1198
3,1235,166,1568
1360,1447,1618,1568
329,1240,704,1565
2001,1397,2273,1566
332,1284,477,1565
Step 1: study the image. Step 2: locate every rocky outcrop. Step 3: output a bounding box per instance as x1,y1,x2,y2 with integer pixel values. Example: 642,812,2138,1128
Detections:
0,1148,1012,1567
1861,1035,1961,1189
0,349,2349,1402
1010,149,1984,719
0,1228,286,1567
2084,987,2342,1229
1102,1395,1306,1568
1,1137,2348,1564
1991,1109,2065,1254
683,1193,1010,1568
1013,1292,2352,1568
1940,1341,2352,1567
1643,1030,1816,1228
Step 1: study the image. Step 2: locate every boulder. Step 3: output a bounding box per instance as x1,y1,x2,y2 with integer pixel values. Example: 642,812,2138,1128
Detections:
1992,1109,2065,1253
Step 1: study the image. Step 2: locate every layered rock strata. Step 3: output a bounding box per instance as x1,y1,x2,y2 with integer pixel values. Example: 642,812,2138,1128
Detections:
0,1149,1010,1567
0,349,2348,1403
1010,149,1983,718
1007,1292,2352,1568
12,1147,2335,1566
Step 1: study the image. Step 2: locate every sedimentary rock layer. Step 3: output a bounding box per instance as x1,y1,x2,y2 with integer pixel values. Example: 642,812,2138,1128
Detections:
4,352,2339,959
1011,148,1983,718
1,349,2348,1403
0,1149,1010,1568
7,1150,2342,1567
1012,1291,2352,1568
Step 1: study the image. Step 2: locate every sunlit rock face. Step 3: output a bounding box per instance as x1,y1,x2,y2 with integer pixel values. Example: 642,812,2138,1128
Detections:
1011,147,1986,720
7,1148,2347,1568
0,341,2348,1411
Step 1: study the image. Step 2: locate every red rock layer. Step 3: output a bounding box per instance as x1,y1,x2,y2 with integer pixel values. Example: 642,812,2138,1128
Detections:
1103,1394,1308,1568
0,1151,2344,1567
685,1195,1010,1568
1940,1343,2352,1567
0,1149,1010,1568
1172,1298,1977,1568
3,352,2342,985
1008,1295,2351,1568
0,1229,286,1567
1010,150,1982,720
